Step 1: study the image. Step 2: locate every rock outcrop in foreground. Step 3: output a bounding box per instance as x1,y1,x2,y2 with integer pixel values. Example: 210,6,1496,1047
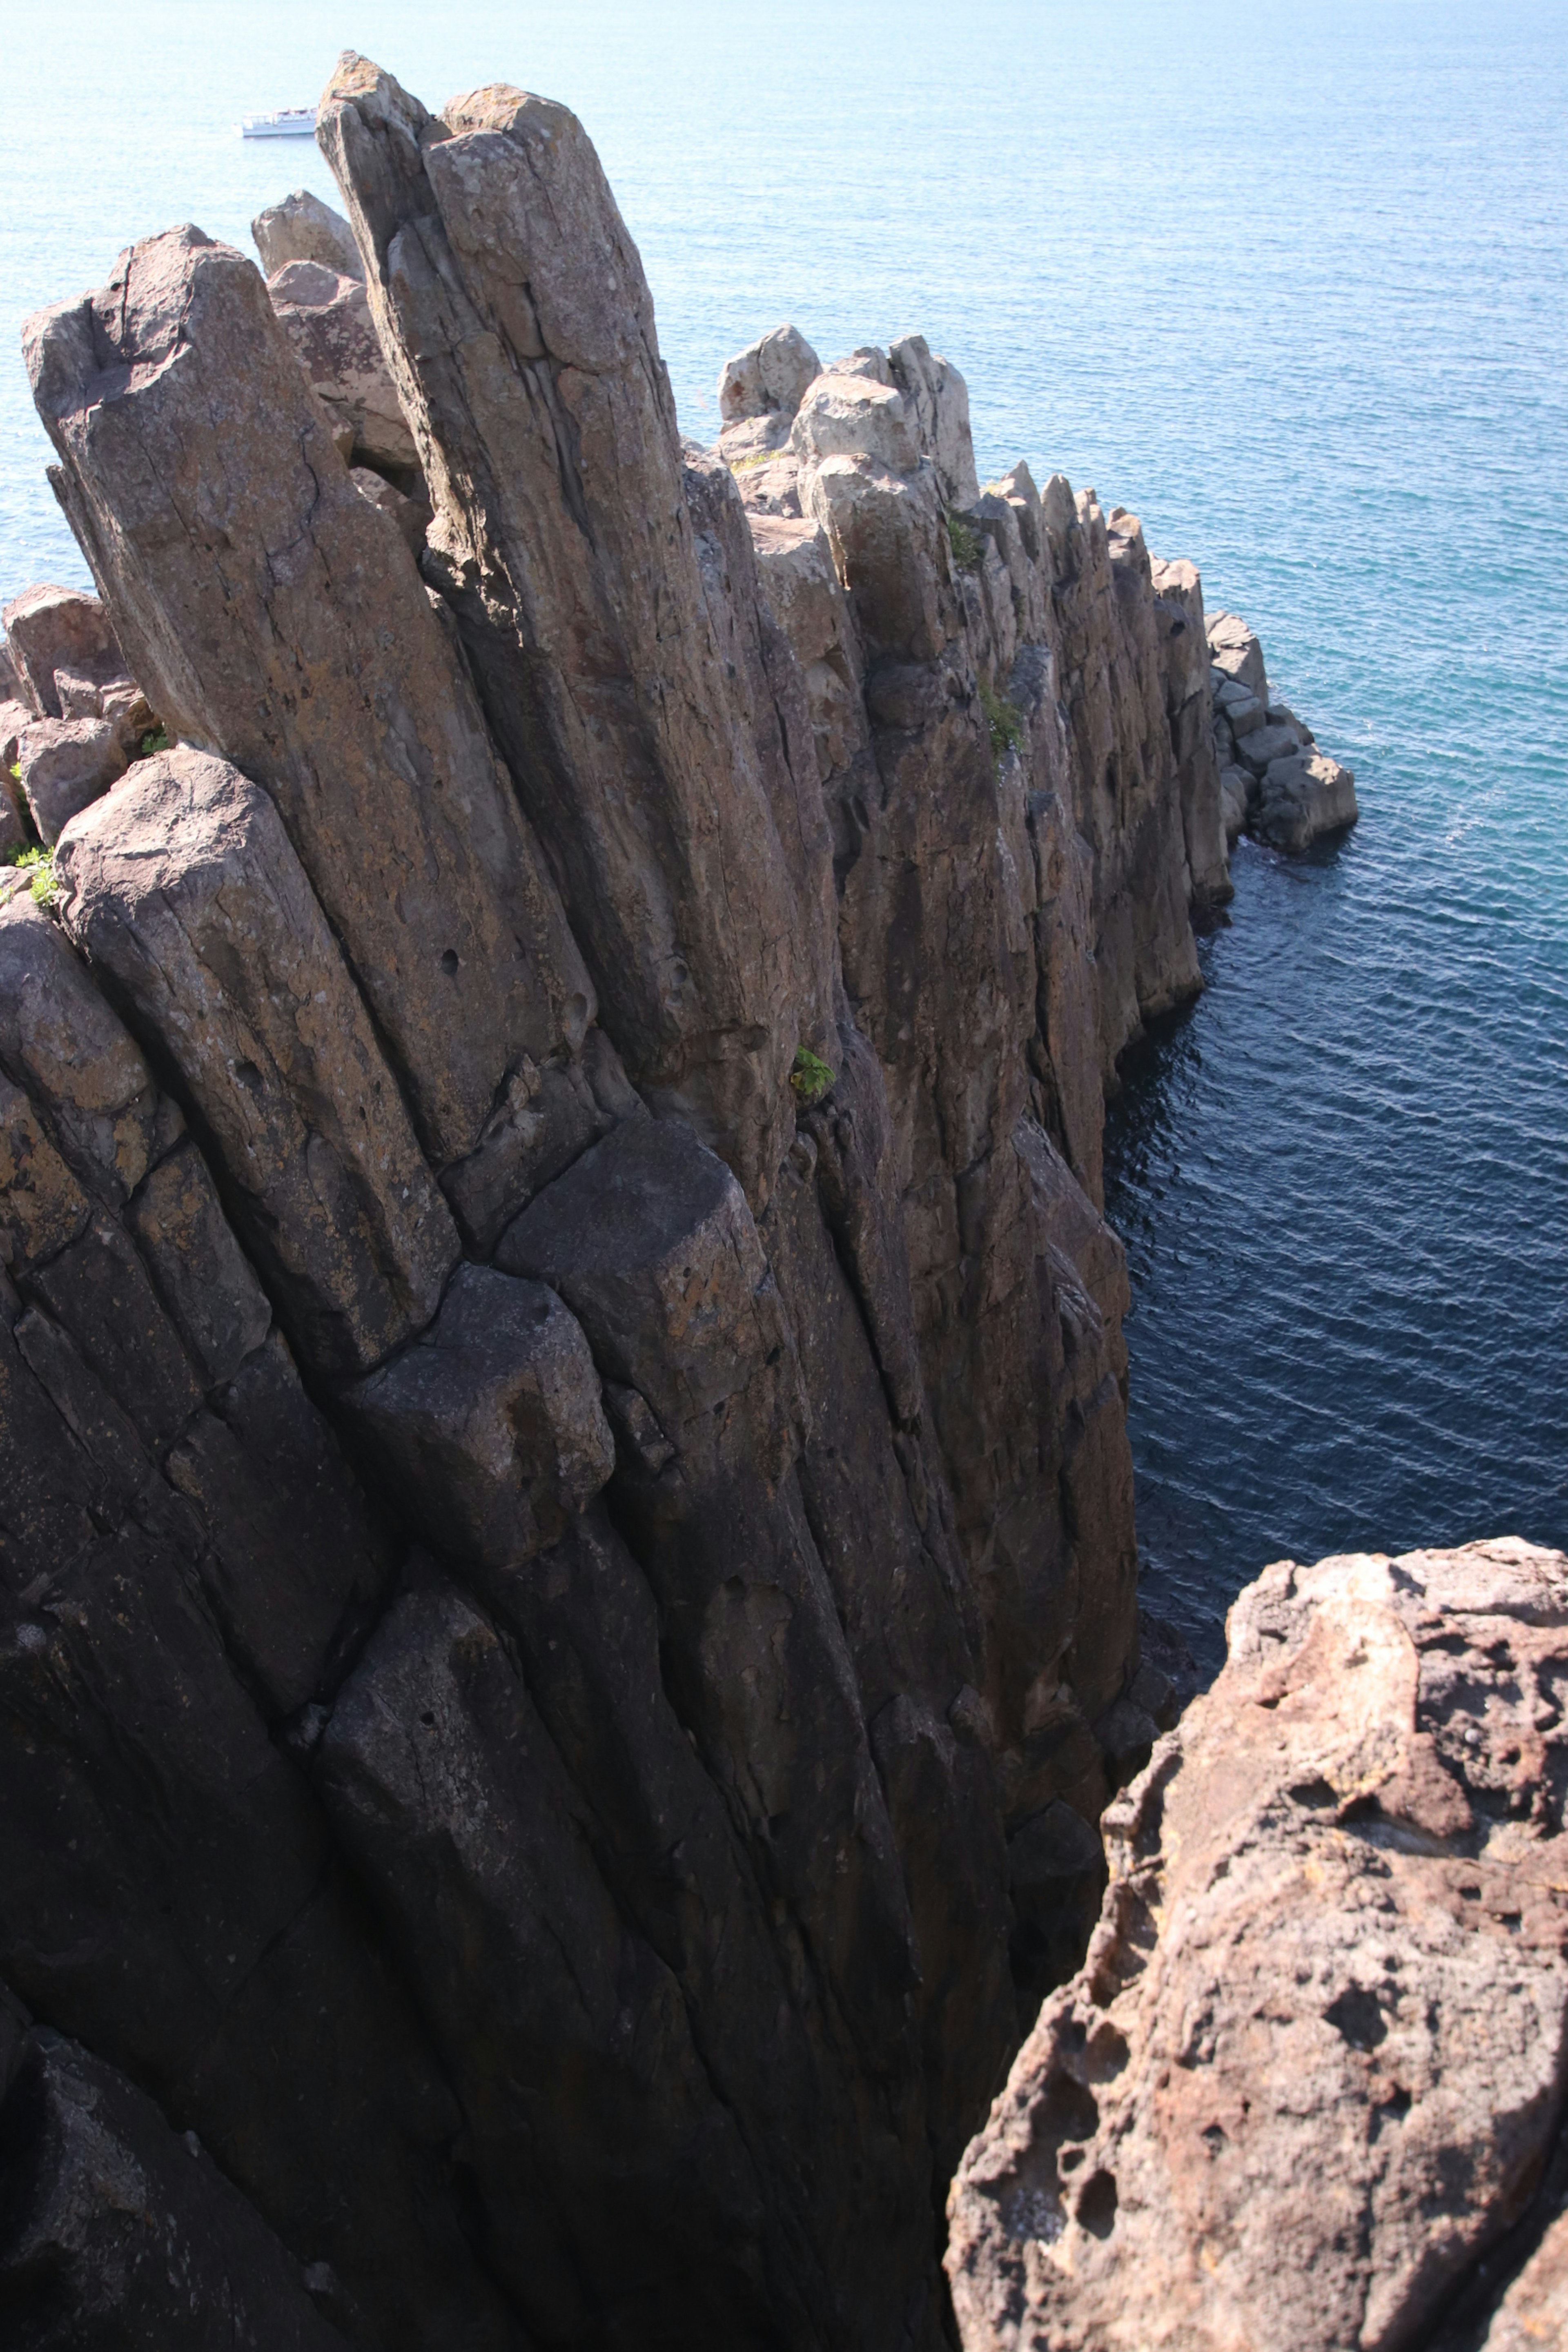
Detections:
0,51,1357,2352
949,1537,1568,2352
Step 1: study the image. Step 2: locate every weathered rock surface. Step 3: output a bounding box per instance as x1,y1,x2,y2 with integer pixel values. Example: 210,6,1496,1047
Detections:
15,715,126,843
252,186,364,280
948,1537,1568,2352
0,585,125,720
266,258,419,475
0,48,1372,2352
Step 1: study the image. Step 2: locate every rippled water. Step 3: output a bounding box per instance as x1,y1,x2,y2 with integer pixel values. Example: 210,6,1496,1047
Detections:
4,1,1564,1666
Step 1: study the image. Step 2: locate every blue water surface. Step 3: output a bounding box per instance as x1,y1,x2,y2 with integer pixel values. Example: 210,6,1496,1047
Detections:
4,1,1564,1666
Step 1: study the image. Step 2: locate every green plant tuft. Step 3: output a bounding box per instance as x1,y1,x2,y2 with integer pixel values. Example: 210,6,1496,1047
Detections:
5,845,58,903
789,1045,836,1109
978,677,1026,769
947,512,983,572
138,726,171,758
728,449,785,475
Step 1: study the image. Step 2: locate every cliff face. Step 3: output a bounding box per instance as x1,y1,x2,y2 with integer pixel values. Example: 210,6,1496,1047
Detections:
0,53,1236,2352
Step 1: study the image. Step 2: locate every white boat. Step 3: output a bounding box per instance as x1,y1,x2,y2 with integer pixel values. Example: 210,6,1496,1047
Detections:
239,107,318,138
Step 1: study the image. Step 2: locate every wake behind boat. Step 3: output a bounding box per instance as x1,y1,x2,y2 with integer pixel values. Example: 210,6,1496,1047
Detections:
239,106,317,138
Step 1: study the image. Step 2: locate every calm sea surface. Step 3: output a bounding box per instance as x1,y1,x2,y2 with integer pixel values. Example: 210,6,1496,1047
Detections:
5,2,1565,1666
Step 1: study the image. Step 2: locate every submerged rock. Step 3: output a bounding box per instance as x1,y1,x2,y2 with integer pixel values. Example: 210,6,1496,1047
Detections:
948,1537,1568,2352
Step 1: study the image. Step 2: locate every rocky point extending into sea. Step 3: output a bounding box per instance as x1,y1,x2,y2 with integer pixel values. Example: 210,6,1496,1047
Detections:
0,50,1554,2352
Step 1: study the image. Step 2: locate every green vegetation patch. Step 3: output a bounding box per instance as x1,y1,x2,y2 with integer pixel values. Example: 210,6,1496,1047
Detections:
138,725,171,758
947,511,984,572
789,1045,836,1108
5,845,58,906
978,677,1026,769
728,449,787,475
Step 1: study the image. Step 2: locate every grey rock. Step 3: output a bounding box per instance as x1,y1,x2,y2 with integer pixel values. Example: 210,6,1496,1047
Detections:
0,894,178,1208
337,1263,614,1575
251,187,363,279
1254,749,1360,852
1237,717,1303,776
888,332,982,505
266,258,418,475
1206,606,1268,704
717,321,822,422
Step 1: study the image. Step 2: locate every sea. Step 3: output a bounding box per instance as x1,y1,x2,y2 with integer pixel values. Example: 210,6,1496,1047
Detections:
4,0,1564,1671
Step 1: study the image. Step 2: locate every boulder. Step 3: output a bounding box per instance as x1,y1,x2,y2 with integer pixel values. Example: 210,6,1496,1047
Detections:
1254,748,1359,852
26,223,603,1215
791,371,924,474
53,749,457,1376
1206,608,1268,705
337,1263,614,1574
252,186,363,280
887,332,981,505
1237,717,1303,777
0,586,125,720
266,258,418,475
1214,675,1265,736
14,717,126,844
717,322,821,422
948,1538,1568,2352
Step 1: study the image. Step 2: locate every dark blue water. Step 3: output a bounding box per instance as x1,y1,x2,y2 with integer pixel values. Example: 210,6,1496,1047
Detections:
5,2,1565,1667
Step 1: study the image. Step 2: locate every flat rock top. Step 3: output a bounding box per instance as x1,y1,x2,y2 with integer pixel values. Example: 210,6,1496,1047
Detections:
947,1537,1568,2352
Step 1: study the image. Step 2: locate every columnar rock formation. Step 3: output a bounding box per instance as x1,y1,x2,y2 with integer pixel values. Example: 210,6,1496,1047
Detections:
948,1537,1568,2352
0,51,1353,2352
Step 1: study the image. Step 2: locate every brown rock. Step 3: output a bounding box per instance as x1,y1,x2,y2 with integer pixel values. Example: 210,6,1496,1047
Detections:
320,58,832,1200
0,584,126,719
252,186,363,280
53,749,457,1376
266,258,418,475
25,222,604,1217
947,1537,1568,2352
15,716,127,844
